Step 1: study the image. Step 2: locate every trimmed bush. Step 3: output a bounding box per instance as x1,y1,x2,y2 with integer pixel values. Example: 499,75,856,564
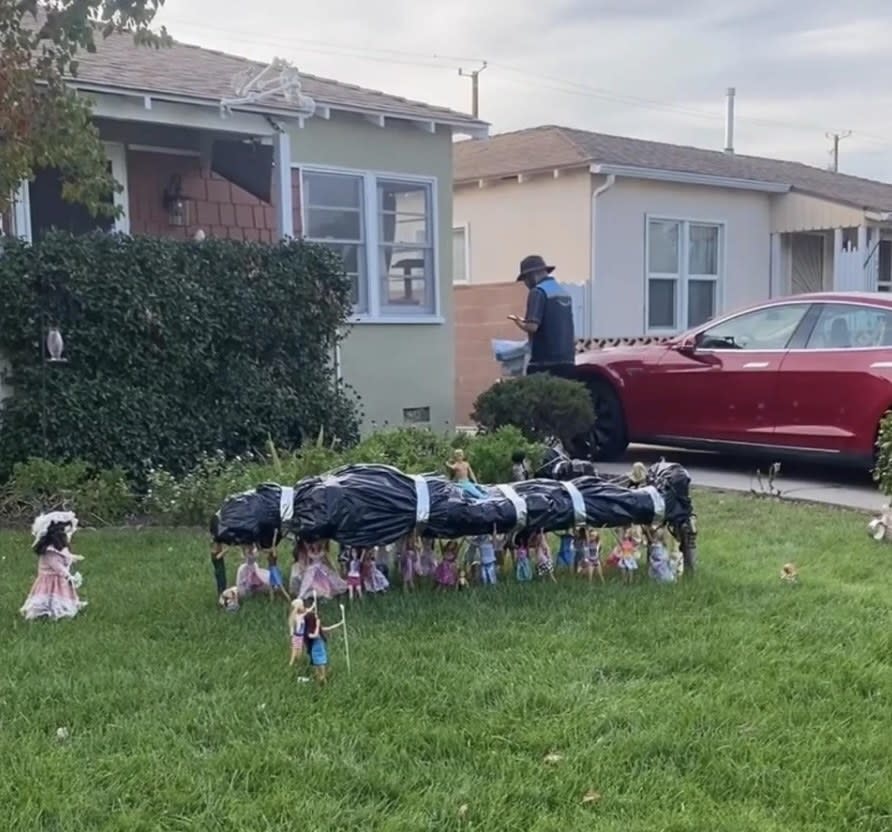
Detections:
0,232,360,478
873,411,892,496
471,374,595,447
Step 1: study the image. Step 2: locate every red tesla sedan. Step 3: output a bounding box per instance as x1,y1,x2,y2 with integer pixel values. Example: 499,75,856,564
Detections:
574,292,892,468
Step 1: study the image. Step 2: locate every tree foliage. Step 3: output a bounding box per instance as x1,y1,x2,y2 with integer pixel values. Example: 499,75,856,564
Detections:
0,0,169,217
471,374,595,448
0,232,361,478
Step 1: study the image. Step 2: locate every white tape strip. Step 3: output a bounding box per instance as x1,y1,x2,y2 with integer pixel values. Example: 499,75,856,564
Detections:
643,485,665,523
279,486,295,524
496,484,528,530
412,475,430,525
561,481,587,526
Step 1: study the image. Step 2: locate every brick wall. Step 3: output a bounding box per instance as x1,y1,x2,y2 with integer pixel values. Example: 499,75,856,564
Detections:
126,150,303,241
454,282,527,425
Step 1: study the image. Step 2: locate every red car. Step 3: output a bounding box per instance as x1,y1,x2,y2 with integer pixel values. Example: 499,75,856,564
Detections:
574,292,892,468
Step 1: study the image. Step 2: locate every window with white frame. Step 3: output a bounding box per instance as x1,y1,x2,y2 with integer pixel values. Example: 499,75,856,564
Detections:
647,218,721,331
302,171,367,312
452,225,469,283
301,169,437,319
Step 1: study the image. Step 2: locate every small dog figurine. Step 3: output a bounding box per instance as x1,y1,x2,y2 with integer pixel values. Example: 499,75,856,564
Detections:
868,507,892,541
219,586,240,612
457,569,469,590
780,563,798,583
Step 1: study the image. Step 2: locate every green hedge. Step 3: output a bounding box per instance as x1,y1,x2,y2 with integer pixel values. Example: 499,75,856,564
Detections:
0,232,360,478
0,427,542,526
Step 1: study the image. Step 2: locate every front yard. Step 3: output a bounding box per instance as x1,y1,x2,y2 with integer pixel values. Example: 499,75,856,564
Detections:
1,492,889,831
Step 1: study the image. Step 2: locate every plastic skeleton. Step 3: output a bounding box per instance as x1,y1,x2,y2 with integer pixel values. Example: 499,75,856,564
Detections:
220,58,315,115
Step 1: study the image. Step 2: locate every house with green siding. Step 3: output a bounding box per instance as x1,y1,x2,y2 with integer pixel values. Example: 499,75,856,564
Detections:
4,34,488,430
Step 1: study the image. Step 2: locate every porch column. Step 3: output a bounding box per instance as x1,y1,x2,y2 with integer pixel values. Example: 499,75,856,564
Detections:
832,227,843,290
769,232,783,297
271,130,293,241
857,225,868,291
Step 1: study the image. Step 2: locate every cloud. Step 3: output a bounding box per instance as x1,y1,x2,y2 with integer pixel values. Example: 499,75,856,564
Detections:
154,0,892,181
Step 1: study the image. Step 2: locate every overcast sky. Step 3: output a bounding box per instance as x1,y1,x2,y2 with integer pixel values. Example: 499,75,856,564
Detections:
156,0,892,181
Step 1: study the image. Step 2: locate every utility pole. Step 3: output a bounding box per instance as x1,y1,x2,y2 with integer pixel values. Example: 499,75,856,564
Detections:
458,61,487,119
826,130,852,173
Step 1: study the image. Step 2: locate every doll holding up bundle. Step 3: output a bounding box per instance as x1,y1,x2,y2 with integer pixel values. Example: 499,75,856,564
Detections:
21,512,87,621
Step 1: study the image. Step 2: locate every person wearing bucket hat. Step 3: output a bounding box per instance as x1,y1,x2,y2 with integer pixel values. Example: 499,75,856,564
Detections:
508,254,576,376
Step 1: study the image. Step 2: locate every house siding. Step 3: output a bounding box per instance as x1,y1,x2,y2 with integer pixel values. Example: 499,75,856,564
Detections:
126,150,285,242
289,113,456,431
453,169,592,285
592,178,773,336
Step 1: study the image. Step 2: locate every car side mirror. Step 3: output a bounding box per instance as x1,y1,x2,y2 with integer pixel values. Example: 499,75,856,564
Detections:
675,335,698,356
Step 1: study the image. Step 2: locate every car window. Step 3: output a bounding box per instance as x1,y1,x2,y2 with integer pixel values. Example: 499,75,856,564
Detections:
697,304,808,351
803,303,892,349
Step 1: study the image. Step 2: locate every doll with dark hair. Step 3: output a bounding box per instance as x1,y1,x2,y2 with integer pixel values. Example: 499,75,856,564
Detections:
20,512,87,620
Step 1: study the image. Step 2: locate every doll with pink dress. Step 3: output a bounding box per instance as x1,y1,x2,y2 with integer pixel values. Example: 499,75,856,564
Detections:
417,536,437,579
399,532,419,592
299,541,349,601
434,540,461,590
21,512,87,621
362,547,390,594
346,548,364,602
612,529,641,585
236,546,271,598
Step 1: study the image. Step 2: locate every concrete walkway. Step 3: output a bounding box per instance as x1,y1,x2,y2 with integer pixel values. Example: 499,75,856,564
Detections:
597,446,881,512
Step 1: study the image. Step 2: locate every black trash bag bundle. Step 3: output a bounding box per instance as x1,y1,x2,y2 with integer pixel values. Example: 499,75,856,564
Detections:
536,446,600,480
210,483,290,549
290,465,423,548
289,463,694,560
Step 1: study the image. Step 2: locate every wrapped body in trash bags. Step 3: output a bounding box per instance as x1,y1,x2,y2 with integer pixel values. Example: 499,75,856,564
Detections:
210,483,294,549
289,462,697,571
536,445,599,480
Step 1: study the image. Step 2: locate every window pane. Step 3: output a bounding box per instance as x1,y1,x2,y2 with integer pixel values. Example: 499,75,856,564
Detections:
322,243,366,313
689,224,719,275
304,172,362,209
453,227,467,283
688,279,716,328
648,220,680,274
648,278,676,329
804,303,892,349
380,245,433,312
306,207,361,240
699,304,807,350
378,180,430,246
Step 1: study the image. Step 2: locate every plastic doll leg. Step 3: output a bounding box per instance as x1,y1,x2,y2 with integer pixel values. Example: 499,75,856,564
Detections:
211,552,227,596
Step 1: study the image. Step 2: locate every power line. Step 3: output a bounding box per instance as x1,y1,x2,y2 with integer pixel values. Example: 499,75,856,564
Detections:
159,16,892,150
826,130,853,172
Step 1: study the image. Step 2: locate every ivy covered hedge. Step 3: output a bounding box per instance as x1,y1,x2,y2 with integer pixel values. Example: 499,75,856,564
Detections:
0,232,360,478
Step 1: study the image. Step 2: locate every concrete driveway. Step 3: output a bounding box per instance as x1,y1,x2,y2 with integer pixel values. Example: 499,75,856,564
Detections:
597,445,881,512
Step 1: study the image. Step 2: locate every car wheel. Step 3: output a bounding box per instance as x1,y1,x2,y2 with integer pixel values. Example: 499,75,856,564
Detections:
568,379,629,461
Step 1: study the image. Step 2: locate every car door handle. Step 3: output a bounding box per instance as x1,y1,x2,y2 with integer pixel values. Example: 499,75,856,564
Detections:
743,362,770,369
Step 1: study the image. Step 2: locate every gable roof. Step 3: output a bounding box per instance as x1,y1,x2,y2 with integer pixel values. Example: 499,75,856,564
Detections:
454,125,892,212
63,29,486,132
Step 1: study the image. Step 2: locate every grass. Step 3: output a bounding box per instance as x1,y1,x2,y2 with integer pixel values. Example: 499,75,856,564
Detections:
1,492,891,831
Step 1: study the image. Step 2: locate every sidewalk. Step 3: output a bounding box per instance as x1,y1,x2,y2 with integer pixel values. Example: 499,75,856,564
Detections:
598,447,881,513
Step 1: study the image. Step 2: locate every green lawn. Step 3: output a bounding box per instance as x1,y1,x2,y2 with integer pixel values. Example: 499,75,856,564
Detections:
1,492,890,832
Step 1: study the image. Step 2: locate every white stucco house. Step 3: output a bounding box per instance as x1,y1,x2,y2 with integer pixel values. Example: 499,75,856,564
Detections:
452,124,892,338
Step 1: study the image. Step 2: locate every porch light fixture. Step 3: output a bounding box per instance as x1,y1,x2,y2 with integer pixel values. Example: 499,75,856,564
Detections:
162,174,191,227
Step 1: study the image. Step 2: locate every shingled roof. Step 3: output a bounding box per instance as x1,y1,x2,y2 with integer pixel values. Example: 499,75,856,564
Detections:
454,125,892,212
64,28,485,130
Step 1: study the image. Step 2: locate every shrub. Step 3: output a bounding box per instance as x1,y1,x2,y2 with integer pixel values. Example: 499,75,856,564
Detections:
351,427,454,474
874,411,892,496
0,232,360,478
471,374,595,447
463,426,542,484
0,457,137,523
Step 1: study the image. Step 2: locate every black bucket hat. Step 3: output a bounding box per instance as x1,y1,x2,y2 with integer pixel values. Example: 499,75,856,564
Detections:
516,254,555,281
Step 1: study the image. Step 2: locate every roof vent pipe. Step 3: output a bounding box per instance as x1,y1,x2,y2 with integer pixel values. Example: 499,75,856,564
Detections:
724,87,736,154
